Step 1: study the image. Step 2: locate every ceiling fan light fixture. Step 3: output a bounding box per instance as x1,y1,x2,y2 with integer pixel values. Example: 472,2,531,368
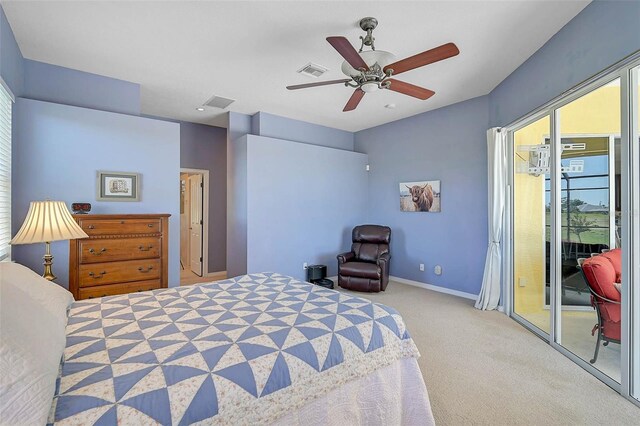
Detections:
360,82,379,93
341,50,395,77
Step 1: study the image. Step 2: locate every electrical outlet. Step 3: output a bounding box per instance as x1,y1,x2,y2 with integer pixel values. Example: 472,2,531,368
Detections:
519,277,527,287
434,265,442,275
419,263,425,272
303,262,308,270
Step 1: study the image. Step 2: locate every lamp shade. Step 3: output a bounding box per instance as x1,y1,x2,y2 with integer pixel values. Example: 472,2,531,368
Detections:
10,201,89,245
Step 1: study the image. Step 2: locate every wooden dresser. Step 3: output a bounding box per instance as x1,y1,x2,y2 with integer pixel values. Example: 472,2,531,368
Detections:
69,214,170,300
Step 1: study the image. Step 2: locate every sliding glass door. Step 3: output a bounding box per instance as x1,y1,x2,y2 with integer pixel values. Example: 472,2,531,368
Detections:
556,79,622,383
512,115,551,334
509,57,640,405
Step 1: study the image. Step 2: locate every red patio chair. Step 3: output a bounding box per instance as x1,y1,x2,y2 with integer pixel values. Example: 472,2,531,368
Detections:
579,248,621,363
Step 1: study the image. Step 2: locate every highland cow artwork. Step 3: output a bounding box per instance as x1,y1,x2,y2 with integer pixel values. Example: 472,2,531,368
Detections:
399,180,441,212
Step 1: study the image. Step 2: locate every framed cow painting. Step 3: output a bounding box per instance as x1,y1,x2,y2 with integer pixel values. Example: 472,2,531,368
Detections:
399,180,441,212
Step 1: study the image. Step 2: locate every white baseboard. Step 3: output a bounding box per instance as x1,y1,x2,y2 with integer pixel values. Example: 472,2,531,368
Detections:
328,274,478,301
390,276,478,301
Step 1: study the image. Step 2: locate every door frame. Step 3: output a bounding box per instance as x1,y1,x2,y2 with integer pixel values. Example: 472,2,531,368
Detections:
181,168,209,277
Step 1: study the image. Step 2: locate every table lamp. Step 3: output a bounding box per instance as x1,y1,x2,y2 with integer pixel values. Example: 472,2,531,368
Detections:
10,200,89,281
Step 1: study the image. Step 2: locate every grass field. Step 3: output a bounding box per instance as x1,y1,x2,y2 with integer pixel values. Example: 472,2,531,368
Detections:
544,211,610,244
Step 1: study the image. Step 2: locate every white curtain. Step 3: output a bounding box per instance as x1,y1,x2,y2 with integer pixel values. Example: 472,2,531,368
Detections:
475,128,506,311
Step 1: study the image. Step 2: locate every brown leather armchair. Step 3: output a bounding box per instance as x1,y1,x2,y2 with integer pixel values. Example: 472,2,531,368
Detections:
337,225,391,292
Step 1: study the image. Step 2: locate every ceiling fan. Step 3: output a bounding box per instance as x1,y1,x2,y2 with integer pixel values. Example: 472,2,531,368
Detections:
286,17,460,112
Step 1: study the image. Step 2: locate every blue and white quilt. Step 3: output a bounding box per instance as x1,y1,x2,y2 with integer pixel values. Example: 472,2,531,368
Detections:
50,273,420,425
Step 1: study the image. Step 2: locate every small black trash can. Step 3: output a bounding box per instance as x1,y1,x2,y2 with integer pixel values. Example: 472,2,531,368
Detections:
306,264,327,282
306,265,334,289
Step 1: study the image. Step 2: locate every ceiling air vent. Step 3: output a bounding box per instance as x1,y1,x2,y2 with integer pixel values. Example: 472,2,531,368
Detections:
297,62,329,78
204,95,235,109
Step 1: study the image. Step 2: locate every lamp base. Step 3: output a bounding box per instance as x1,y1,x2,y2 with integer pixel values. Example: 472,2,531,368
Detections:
42,242,57,281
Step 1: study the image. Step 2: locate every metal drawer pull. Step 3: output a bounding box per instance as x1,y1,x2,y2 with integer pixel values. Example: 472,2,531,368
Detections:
147,224,154,228
138,245,153,251
88,225,95,229
138,266,153,273
88,248,107,255
88,271,107,279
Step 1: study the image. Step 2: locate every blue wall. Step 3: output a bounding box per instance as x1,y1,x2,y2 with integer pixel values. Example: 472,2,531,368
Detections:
12,98,181,288
245,135,368,280
489,0,640,127
23,59,141,115
226,110,357,277
252,112,354,151
354,96,489,295
0,6,23,96
226,133,248,278
180,122,227,272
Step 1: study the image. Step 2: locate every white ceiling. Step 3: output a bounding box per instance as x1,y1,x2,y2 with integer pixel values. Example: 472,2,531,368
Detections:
2,1,589,132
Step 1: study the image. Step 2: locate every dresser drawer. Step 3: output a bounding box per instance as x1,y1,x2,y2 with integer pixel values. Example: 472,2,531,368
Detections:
77,218,161,236
79,259,161,287
79,237,161,264
78,280,162,299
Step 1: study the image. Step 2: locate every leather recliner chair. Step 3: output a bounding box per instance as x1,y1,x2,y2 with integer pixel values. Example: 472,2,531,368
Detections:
337,225,391,292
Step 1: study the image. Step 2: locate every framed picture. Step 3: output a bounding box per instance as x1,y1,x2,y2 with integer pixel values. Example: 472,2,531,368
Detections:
399,180,441,212
96,171,140,201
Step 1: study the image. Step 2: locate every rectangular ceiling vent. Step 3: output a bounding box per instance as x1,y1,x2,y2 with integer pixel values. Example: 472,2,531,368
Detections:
297,62,329,78
204,95,235,109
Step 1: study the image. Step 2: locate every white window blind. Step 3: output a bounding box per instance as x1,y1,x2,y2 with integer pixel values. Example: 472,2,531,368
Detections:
0,80,13,261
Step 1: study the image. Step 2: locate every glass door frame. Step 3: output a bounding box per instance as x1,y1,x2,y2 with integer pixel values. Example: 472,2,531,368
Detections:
503,52,640,407
628,61,639,403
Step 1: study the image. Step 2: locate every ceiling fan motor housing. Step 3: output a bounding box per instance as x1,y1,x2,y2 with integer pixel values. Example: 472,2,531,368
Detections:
341,50,396,78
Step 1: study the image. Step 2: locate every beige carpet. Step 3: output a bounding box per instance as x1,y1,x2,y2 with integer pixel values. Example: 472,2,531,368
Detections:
336,281,639,425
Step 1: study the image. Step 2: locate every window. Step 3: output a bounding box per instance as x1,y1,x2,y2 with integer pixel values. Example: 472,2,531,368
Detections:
0,79,13,261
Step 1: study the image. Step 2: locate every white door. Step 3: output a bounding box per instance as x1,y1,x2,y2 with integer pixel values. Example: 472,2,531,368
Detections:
189,174,203,276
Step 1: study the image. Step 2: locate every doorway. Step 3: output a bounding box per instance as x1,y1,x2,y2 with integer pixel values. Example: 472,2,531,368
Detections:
180,168,209,285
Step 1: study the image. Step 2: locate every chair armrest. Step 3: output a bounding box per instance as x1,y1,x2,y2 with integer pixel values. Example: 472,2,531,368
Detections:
591,292,621,305
337,251,355,264
377,253,391,267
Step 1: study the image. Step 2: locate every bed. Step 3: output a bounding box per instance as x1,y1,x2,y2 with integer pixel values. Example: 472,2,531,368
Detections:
0,262,434,425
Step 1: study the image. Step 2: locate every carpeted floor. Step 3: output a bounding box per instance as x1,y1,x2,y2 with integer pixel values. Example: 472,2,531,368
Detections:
336,281,639,425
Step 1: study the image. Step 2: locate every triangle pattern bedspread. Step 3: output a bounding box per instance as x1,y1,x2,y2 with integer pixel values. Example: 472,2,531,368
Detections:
50,272,420,425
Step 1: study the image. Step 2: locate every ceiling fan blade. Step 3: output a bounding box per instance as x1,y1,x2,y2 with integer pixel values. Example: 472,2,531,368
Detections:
385,79,435,100
286,79,351,90
343,89,365,112
384,42,459,76
327,36,369,71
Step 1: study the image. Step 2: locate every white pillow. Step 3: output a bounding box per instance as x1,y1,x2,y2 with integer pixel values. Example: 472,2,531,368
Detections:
0,262,74,425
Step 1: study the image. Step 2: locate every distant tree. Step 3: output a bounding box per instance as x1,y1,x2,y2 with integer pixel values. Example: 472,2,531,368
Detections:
562,197,586,213
570,213,597,243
